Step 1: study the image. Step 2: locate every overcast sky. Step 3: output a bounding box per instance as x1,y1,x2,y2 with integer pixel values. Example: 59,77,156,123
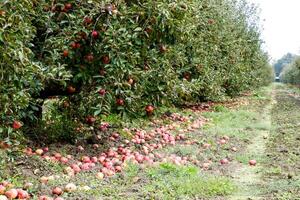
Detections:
248,0,300,61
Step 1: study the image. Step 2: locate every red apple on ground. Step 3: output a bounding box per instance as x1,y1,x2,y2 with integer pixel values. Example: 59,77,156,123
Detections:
0,185,5,195
17,189,29,199
96,172,104,180
52,187,63,196
220,158,229,165
219,139,227,145
5,189,18,199
39,195,53,200
231,147,237,152
64,183,77,193
36,149,43,155
249,160,257,166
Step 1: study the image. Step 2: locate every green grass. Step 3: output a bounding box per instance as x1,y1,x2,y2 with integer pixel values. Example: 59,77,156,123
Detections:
143,163,235,200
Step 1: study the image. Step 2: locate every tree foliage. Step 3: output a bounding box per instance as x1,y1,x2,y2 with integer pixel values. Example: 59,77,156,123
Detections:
280,56,300,84
0,0,272,142
273,53,297,77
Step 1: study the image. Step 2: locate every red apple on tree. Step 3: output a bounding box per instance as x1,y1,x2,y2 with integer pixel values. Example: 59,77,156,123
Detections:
84,17,93,25
116,99,124,106
98,89,106,96
62,50,69,57
85,53,94,62
12,120,22,129
67,86,76,94
64,3,72,10
145,105,154,115
102,55,110,64
91,30,99,39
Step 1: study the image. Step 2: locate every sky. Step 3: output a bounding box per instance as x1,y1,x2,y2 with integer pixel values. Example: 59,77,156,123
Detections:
248,0,300,61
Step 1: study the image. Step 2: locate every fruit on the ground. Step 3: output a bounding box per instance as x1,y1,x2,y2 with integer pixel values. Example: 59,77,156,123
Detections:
249,159,257,166
60,157,68,164
116,98,124,106
115,165,122,172
0,195,8,200
52,187,63,196
231,147,237,152
12,120,22,129
38,195,52,200
77,145,84,151
5,189,18,199
203,143,211,148
54,153,62,159
102,55,110,64
86,116,96,125
36,149,44,155
223,135,230,140
0,186,5,195
17,189,29,199
220,158,229,165
219,139,227,145
202,162,210,169
64,183,77,193
40,177,48,184
67,86,76,94
96,172,104,179
62,50,69,57
81,156,91,163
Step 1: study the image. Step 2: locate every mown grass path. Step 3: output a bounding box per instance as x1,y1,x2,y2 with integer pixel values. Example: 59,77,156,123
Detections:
229,83,300,200
228,85,275,200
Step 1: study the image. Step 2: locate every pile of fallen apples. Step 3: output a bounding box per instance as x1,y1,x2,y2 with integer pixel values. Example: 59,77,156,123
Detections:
0,181,29,200
13,112,257,198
